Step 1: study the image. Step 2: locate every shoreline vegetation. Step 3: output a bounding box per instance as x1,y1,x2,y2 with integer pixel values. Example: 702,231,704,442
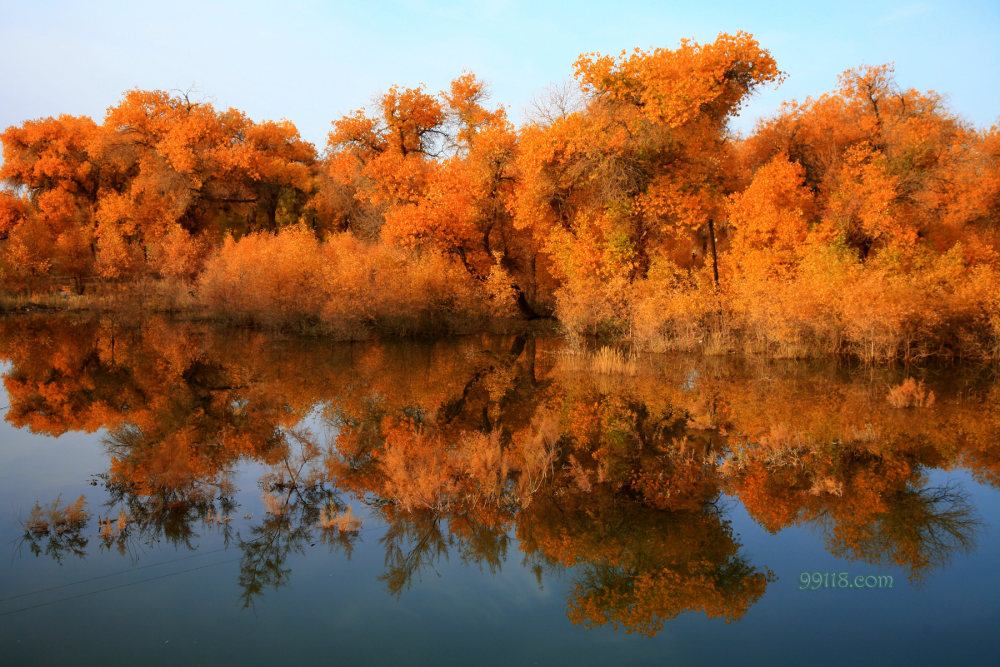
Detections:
2,32,998,362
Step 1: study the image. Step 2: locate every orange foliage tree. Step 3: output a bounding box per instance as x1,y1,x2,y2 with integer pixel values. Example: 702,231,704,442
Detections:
512,32,782,335
322,75,547,317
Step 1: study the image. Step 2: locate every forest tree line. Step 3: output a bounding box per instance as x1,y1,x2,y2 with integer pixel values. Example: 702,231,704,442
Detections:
1,32,999,359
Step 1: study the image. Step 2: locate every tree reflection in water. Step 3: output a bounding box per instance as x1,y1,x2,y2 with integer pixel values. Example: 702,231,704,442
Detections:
4,315,994,634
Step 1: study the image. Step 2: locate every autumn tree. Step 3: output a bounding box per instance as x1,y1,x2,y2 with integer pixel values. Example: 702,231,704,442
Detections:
0,115,105,284
726,153,817,278
0,88,321,285
738,64,994,262
321,76,549,318
92,89,317,278
512,32,782,335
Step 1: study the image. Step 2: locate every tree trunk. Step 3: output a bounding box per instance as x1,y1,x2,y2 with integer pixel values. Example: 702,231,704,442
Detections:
512,283,544,320
707,218,720,287
455,248,545,320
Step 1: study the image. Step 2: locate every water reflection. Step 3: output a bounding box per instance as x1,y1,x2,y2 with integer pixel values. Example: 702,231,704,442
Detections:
3,314,996,635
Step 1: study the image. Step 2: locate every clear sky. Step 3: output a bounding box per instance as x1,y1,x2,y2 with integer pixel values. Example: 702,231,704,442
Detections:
1,0,998,149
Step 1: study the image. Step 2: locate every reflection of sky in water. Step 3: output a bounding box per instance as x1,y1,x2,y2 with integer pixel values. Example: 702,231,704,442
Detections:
1,354,999,665
715,468,1000,666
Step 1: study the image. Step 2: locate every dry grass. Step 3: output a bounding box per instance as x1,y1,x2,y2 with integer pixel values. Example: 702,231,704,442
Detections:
556,346,637,376
0,277,199,315
23,494,89,535
319,504,362,532
887,377,936,408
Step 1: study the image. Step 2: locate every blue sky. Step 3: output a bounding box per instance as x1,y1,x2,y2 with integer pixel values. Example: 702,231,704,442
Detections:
1,0,997,149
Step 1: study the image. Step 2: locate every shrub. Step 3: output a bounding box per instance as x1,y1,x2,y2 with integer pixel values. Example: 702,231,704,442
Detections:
196,226,494,336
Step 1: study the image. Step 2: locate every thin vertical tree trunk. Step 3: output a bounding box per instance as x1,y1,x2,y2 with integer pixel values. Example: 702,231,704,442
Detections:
707,219,724,339
707,219,720,287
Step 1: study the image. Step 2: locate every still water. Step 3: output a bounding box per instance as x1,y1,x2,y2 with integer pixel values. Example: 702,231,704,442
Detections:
0,315,997,665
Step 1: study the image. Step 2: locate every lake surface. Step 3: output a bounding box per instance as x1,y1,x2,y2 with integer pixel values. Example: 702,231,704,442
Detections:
0,314,998,665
